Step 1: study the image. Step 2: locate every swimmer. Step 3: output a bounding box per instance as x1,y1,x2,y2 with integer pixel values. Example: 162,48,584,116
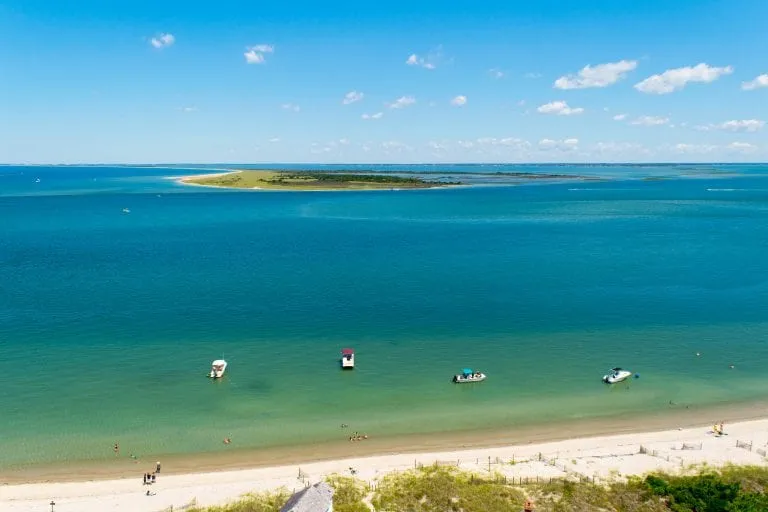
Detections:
223,437,232,445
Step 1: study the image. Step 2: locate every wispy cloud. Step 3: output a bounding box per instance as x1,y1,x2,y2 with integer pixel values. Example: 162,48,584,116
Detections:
150,33,175,49
244,44,274,64
537,101,584,116
538,138,579,151
524,72,542,79
281,103,300,112
634,63,733,94
387,96,416,109
554,60,637,89
361,112,383,120
612,114,627,121
450,95,467,107
728,142,757,152
489,68,505,79
268,137,281,143
405,46,443,70
695,119,764,132
342,91,364,105
177,106,197,113
742,74,768,91
630,115,670,126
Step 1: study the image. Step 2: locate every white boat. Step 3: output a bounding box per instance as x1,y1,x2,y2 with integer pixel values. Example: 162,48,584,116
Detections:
453,368,486,383
602,367,632,384
209,359,227,378
340,348,354,369
122,208,131,214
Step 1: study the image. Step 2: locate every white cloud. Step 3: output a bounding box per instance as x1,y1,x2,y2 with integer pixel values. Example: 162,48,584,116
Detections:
450,95,467,107
150,33,175,49
281,103,300,112
728,142,757,152
694,119,764,132
338,138,350,145
361,112,383,120
594,142,647,154
554,60,637,90
634,63,733,94
381,141,412,152
387,96,416,109
244,44,274,64
538,138,579,151
613,114,627,121
268,137,280,143
537,101,584,116
673,143,717,154
742,74,768,91
489,68,504,78
405,47,442,70
458,140,475,148
177,106,197,112
524,72,542,79
342,91,364,105
630,115,669,126
720,119,765,132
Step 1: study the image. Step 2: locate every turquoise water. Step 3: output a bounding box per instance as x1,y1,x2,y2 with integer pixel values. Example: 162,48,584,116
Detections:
2,164,768,470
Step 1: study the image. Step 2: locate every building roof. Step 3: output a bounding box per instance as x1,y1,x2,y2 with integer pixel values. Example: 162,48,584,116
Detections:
280,481,334,512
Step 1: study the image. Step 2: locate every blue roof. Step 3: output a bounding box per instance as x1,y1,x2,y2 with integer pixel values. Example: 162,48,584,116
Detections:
462,368,473,374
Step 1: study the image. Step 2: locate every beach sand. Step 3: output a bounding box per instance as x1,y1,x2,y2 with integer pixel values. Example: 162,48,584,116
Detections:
3,413,767,512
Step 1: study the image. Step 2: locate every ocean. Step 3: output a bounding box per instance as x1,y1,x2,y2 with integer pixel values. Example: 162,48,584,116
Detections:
2,164,768,471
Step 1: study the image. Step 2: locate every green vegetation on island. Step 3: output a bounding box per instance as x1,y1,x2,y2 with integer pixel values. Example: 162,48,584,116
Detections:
185,464,768,512
182,170,461,190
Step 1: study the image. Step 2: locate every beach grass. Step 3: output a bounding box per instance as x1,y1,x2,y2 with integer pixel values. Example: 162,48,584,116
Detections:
187,465,768,512
182,170,456,190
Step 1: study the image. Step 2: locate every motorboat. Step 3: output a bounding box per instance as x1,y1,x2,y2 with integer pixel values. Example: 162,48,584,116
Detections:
122,208,131,214
602,367,632,384
209,359,227,379
340,348,355,369
453,368,486,383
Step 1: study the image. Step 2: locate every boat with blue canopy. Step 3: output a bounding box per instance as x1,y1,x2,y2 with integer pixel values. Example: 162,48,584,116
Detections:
453,368,486,383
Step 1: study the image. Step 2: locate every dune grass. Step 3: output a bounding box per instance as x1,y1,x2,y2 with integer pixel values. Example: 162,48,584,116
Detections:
187,464,768,512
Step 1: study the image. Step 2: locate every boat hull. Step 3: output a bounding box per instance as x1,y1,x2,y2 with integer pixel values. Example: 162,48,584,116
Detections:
453,373,486,383
602,372,631,384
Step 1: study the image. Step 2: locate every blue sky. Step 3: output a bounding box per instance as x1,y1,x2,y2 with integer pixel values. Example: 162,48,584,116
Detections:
1,0,767,164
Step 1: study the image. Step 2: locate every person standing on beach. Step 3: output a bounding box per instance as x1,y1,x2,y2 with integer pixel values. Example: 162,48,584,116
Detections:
114,442,119,456
156,461,161,473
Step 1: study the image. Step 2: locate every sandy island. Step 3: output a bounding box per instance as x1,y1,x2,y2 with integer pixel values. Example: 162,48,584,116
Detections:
3,412,768,511
176,170,457,191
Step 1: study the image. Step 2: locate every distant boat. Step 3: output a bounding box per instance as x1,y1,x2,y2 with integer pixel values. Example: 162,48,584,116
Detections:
602,367,632,384
35,178,41,183
340,348,355,369
209,360,227,379
122,208,130,214
453,368,486,383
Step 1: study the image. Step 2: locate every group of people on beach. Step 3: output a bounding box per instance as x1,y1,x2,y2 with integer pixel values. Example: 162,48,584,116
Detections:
142,462,162,495
713,421,726,437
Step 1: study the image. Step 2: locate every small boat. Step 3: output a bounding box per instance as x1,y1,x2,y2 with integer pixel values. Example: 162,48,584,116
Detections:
602,367,632,384
209,359,227,378
453,368,486,383
35,178,41,183
122,208,131,214
340,348,355,369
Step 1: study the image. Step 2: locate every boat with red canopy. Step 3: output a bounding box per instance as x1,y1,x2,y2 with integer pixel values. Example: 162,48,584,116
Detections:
341,348,355,369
